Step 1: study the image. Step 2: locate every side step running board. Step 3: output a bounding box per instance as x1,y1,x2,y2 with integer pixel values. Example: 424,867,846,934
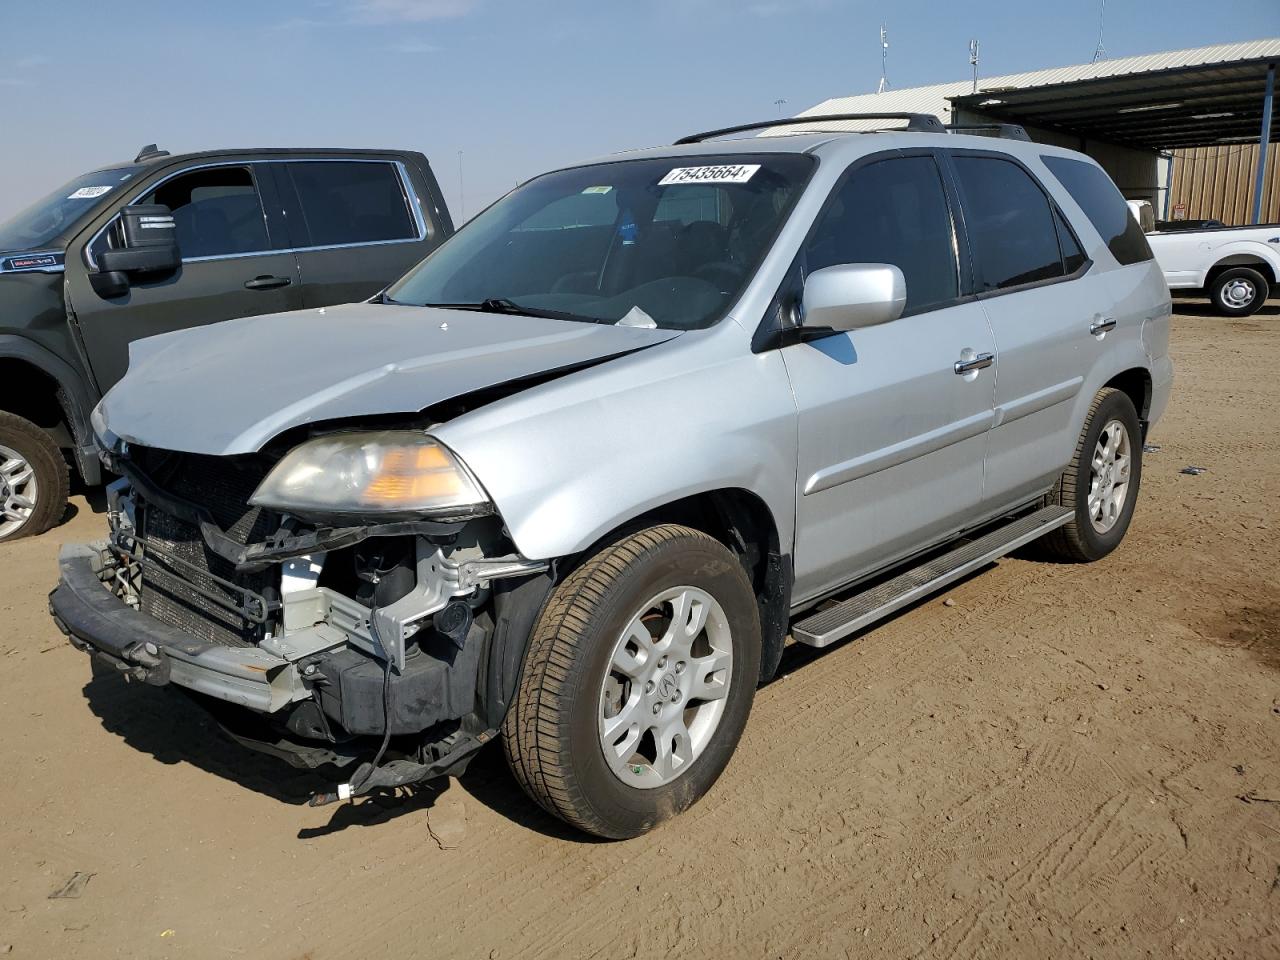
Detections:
791,505,1072,648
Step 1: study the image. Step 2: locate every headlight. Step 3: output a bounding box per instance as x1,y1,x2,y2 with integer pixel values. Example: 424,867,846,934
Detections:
249,431,490,520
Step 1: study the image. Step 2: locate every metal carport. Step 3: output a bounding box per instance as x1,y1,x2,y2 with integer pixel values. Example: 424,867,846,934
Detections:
803,39,1280,223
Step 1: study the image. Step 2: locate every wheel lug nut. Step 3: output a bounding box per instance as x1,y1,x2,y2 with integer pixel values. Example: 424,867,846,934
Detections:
657,657,667,669
652,703,661,715
645,680,655,694
674,661,686,674
671,691,682,704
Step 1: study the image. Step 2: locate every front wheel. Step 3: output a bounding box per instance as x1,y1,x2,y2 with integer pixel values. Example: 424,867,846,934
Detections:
1039,388,1143,563
502,524,761,839
1209,266,1269,317
0,411,68,542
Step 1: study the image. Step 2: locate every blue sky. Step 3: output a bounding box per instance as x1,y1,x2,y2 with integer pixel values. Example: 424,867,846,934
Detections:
1,0,1277,223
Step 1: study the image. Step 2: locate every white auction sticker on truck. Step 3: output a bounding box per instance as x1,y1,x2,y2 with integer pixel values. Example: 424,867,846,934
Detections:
658,164,760,186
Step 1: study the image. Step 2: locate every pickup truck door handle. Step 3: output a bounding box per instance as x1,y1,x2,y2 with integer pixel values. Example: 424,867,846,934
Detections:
1090,318,1117,335
953,352,994,375
244,275,292,291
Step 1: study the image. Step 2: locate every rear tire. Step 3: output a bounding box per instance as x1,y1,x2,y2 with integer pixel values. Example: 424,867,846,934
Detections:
502,524,761,839
1038,388,1142,563
0,411,68,542
1208,266,1269,317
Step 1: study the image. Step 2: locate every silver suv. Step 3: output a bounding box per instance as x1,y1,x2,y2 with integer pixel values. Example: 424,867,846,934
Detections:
50,115,1173,838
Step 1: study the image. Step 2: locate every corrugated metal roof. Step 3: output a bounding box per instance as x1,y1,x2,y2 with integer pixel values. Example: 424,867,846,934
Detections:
798,38,1280,133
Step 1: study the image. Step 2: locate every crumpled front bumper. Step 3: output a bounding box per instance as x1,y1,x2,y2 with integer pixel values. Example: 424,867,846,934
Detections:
48,543,303,713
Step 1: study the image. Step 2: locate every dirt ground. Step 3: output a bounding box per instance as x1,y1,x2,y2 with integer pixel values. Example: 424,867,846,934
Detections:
1,301,1278,960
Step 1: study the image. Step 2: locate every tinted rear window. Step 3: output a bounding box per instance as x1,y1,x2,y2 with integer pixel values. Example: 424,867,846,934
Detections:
1041,155,1153,266
953,156,1065,291
287,161,416,247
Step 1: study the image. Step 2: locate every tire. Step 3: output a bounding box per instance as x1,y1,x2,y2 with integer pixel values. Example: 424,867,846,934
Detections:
1039,388,1142,563
0,411,68,542
502,524,761,839
1208,266,1269,317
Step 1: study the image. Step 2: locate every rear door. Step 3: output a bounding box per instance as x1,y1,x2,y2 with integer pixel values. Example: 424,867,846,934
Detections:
67,162,302,391
783,151,997,602
272,159,432,307
944,151,1111,510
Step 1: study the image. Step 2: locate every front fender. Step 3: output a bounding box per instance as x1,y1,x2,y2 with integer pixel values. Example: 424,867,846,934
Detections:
0,333,100,482
433,325,799,561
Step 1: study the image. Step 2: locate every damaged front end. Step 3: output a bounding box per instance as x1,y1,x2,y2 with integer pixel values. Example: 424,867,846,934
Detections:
49,439,549,799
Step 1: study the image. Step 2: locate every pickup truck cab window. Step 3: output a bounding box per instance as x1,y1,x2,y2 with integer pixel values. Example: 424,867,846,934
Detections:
285,161,417,247
385,153,814,330
86,164,276,265
951,155,1067,291
804,154,959,315
143,166,271,259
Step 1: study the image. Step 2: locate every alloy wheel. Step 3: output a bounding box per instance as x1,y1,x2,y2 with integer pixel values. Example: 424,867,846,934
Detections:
1087,419,1132,534
0,443,39,540
598,586,733,789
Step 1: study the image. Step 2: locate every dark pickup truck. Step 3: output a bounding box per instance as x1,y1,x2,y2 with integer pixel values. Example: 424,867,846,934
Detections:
0,144,453,541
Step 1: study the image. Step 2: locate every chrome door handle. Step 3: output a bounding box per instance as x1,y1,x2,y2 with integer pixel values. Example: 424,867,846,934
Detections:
1090,318,1117,335
954,352,994,374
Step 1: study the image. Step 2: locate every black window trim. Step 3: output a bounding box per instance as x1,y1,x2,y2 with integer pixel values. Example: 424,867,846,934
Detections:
937,148,1093,303
83,158,430,270
276,158,428,253
753,147,971,353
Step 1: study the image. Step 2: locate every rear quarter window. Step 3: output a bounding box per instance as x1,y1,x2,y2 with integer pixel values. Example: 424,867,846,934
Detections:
1041,155,1153,266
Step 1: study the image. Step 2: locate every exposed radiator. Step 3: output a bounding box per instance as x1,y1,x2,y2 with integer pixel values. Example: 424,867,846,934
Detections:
136,451,276,649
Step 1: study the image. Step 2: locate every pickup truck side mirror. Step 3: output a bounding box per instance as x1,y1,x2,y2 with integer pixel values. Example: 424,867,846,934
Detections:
91,204,181,297
800,263,906,332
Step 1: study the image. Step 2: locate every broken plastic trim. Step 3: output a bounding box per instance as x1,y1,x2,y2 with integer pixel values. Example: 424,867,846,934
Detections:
309,726,493,806
116,459,465,573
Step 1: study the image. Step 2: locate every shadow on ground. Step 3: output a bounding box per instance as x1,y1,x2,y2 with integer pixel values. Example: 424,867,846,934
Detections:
82,658,329,804
1172,296,1279,318
80,657,590,841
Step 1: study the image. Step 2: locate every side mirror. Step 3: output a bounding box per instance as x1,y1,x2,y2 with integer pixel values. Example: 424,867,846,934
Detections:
91,204,181,297
800,263,906,332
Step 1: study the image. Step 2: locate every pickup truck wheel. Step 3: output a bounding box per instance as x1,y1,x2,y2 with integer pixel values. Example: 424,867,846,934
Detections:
502,524,761,839
1209,267,1269,317
1039,388,1142,563
0,411,68,542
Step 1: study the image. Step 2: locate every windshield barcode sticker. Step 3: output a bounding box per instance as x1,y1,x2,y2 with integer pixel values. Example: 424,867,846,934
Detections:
658,164,760,186
67,186,112,200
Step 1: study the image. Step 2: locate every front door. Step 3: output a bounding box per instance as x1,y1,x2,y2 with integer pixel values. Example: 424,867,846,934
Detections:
66,163,302,392
784,153,997,603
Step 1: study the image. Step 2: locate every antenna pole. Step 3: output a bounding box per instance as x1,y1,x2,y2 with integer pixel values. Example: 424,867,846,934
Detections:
774,98,788,116
1091,0,1107,63
457,150,465,221
969,39,980,94
877,25,890,94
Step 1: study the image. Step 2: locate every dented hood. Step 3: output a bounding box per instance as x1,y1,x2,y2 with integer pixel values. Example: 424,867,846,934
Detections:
95,302,679,455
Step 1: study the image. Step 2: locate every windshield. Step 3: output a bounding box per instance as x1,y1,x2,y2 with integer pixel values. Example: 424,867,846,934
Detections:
0,165,143,252
386,153,814,330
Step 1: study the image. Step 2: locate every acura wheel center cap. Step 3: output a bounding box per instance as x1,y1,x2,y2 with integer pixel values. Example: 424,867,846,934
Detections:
657,672,677,700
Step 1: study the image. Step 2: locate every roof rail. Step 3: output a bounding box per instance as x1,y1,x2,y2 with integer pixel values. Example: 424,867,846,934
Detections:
134,143,171,162
674,113,946,145
945,123,1031,142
